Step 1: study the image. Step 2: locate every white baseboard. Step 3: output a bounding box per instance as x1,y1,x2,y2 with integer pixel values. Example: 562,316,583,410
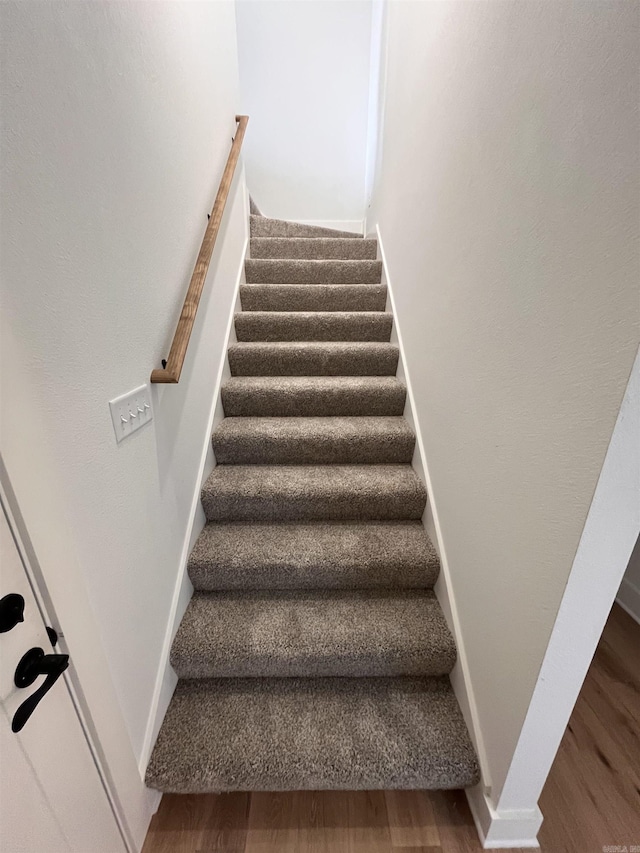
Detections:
466,785,542,849
148,790,162,816
293,219,364,234
375,224,493,800
616,576,640,624
137,234,248,777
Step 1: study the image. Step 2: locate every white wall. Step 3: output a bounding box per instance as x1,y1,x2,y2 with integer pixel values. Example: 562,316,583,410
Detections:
0,0,246,779
617,533,640,622
236,0,373,226
369,0,639,804
474,346,639,846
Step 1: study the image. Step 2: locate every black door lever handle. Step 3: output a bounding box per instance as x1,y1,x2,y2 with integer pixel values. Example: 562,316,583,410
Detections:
12,647,69,733
0,593,25,633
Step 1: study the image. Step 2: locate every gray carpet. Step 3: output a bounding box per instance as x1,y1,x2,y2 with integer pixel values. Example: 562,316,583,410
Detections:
145,677,479,793
235,310,393,342
201,464,428,522
221,376,407,416
251,237,378,260
212,416,415,464
146,213,480,794
249,215,363,239
171,589,456,679
240,284,387,311
240,282,388,312
227,341,399,376
187,521,440,591
245,258,383,284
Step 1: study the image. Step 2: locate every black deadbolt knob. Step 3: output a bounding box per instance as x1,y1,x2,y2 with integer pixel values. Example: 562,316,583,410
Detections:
0,593,25,633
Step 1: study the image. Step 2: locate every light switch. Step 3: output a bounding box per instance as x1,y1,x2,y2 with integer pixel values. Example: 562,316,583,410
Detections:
109,384,153,443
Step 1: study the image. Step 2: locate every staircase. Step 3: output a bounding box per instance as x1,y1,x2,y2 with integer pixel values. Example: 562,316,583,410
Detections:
146,213,480,793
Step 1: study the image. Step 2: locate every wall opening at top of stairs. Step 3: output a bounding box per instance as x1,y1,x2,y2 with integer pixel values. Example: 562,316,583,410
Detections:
235,0,374,230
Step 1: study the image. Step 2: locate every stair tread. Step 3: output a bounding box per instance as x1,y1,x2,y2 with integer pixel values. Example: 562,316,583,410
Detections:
171,589,456,679
223,375,405,387
222,376,406,417
201,464,427,522
239,284,387,312
235,311,392,342
212,416,415,464
250,215,363,239
145,676,480,792
188,520,439,590
250,237,377,260
245,258,382,284
228,341,399,376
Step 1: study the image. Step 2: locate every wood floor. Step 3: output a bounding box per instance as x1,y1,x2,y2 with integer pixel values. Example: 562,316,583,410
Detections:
142,603,640,853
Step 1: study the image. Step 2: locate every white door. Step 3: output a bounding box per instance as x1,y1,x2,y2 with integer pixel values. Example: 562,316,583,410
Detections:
0,502,126,853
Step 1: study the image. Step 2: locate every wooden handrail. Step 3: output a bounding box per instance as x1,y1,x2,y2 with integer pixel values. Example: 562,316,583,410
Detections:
151,115,249,383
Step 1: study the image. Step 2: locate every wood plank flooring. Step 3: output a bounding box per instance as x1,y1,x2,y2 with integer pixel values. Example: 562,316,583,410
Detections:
142,604,640,853
537,603,640,853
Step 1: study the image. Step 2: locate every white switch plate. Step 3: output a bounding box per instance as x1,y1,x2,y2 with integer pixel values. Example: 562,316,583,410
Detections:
109,384,153,443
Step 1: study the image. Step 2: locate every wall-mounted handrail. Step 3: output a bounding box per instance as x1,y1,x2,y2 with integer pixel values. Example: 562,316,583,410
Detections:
151,115,249,384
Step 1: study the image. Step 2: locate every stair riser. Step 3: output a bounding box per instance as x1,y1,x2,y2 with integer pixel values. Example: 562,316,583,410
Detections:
212,433,415,465
250,237,377,260
202,489,426,523
245,259,382,284
250,216,362,239
228,343,399,376
235,312,392,342
189,564,436,591
171,655,455,680
189,567,437,592
239,284,387,312
221,386,406,417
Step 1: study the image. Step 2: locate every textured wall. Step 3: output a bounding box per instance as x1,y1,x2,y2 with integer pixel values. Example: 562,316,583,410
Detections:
370,0,639,799
1,0,246,761
236,0,373,225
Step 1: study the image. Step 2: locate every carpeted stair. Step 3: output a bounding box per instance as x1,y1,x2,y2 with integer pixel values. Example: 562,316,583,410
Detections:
249,214,362,239
227,342,399,376
221,376,407,416
146,215,480,793
211,416,415,464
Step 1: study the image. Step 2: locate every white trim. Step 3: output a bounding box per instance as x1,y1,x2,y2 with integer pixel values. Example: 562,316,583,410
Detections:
467,785,542,849
363,0,387,225
364,0,389,237
137,232,248,776
616,575,640,624
494,345,640,818
292,219,364,235
375,224,493,793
